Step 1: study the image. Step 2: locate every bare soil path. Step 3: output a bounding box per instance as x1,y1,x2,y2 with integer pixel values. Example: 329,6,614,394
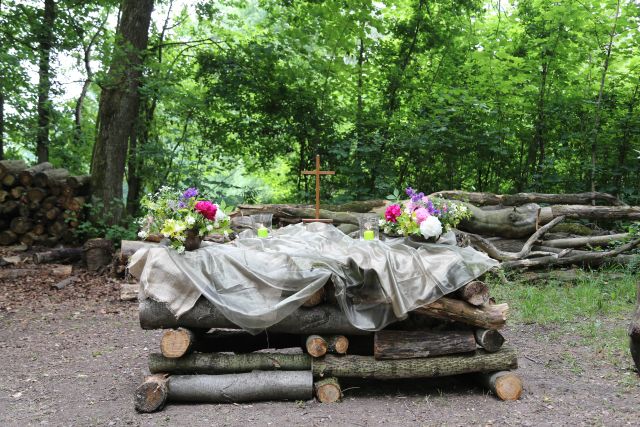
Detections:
0,258,639,426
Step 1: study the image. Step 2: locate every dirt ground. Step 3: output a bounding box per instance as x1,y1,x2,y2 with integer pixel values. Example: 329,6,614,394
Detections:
1,255,639,426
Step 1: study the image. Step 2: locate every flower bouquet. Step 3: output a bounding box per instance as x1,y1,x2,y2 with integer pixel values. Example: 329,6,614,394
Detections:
380,187,471,241
137,186,232,253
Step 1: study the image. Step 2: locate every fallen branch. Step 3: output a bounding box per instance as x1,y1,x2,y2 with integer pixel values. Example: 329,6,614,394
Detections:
541,233,629,249
503,238,640,269
459,216,565,261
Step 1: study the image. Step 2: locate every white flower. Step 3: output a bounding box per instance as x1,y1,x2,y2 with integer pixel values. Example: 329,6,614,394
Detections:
137,230,148,239
419,216,442,239
214,209,226,221
185,215,196,225
213,221,220,228
206,224,214,231
378,219,386,227
176,245,185,254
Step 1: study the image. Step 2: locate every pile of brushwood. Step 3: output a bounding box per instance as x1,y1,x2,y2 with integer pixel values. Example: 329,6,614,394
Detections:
234,191,640,271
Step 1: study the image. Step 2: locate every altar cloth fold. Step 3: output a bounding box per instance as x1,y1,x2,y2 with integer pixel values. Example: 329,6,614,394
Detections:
129,222,498,333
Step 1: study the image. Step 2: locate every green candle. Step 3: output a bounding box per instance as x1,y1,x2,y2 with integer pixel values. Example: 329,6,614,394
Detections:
257,227,269,238
363,229,375,240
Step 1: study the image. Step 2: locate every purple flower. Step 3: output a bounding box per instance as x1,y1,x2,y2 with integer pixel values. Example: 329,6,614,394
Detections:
178,201,186,209
182,188,198,199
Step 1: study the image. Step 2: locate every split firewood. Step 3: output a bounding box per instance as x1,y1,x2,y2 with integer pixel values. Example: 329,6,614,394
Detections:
18,162,53,186
477,371,523,401
373,329,476,360
135,371,313,412
429,191,626,207
0,159,28,178
474,329,505,352
629,281,640,373
314,377,342,403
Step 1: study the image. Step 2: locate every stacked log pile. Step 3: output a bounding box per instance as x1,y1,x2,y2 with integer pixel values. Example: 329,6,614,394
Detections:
135,278,521,412
0,160,90,247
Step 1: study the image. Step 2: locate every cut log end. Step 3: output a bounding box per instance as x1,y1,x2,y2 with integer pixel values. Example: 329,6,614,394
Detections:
479,371,523,401
326,335,349,354
134,374,168,413
474,329,505,353
302,286,326,307
306,335,328,358
160,328,195,358
314,377,342,403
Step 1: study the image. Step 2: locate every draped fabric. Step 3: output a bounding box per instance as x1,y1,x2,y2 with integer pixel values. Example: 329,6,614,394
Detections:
129,222,498,334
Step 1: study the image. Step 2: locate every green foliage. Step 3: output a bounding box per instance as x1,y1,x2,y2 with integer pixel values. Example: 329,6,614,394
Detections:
71,200,137,245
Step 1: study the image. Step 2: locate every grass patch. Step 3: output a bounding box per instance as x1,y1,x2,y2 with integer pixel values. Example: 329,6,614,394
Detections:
490,269,637,325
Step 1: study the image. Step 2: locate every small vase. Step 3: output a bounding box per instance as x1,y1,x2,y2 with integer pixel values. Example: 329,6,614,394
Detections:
184,228,202,251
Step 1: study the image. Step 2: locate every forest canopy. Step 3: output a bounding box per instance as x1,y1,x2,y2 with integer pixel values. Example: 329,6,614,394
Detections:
1,0,639,214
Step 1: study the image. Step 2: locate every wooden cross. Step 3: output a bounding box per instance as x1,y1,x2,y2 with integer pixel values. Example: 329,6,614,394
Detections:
302,154,335,223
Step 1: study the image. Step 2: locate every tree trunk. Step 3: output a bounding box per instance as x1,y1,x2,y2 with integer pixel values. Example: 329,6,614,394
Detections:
149,352,311,375
91,0,154,225
591,0,621,198
629,281,640,373
541,233,629,249
135,371,312,412
313,348,517,379
36,0,55,163
415,298,509,330
0,88,4,160
429,191,626,207
139,298,370,335
373,329,476,360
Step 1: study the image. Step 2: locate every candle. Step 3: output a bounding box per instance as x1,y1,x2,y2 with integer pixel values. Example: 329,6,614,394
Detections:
257,227,269,238
363,229,375,241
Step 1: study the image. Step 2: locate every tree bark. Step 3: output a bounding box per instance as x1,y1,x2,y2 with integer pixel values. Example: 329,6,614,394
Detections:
36,0,55,163
149,352,311,375
135,371,312,411
541,233,629,249
91,0,154,224
0,88,4,160
374,330,476,360
139,298,370,335
455,281,490,306
415,298,509,330
313,347,517,379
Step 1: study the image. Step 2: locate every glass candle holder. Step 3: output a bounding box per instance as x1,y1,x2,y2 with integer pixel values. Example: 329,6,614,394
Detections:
251,213,273,238
358,213,379,241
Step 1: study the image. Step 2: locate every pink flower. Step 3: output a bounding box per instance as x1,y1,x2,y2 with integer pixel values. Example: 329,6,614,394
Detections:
195,201,217,220
385,204,402,222
414,207,430,224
